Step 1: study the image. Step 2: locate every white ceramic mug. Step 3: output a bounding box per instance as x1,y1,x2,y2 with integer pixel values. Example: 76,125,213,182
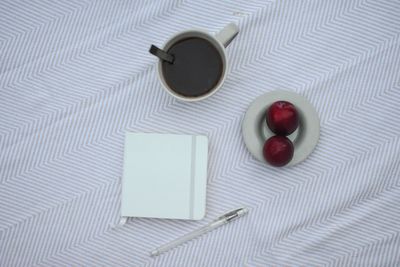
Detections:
157,23,239,102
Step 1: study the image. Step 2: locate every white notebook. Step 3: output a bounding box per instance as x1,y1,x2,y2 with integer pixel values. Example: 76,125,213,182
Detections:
121,133,208,220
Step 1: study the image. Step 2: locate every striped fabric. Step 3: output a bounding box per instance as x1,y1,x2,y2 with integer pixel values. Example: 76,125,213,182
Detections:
1,0,400,266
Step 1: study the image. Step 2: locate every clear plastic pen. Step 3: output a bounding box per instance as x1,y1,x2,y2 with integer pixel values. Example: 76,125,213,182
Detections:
150,207,249,256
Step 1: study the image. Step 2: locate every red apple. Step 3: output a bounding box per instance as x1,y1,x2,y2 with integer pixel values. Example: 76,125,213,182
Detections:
266,101,299,135
263,136,294,167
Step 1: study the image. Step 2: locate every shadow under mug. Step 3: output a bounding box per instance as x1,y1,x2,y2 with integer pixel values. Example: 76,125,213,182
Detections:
157,23,239,102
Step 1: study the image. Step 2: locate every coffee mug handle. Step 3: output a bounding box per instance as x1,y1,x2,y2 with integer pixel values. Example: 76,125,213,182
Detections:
215,23,239,47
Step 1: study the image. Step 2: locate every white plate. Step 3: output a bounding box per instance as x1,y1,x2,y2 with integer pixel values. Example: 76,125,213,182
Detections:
242,90,320,166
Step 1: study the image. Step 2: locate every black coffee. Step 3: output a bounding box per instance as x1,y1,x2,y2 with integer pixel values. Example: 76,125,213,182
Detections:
162,37,223,97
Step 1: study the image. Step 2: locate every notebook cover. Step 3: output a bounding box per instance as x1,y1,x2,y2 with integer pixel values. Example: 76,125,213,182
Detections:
121,133,207,220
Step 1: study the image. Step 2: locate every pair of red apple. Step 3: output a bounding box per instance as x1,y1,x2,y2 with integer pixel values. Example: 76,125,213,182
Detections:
263,101,299,167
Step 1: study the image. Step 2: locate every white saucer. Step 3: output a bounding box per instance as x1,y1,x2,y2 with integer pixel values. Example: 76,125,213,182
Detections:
242,90,320,166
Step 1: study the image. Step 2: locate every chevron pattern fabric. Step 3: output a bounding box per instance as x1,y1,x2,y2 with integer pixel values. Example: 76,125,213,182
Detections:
1,0,400,266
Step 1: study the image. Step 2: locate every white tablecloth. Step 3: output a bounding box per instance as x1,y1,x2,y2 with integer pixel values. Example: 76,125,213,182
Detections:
1,0,400,266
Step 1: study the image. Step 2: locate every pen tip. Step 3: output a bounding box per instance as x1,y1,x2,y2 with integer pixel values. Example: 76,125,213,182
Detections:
241,207,249,214
150,250,159,257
